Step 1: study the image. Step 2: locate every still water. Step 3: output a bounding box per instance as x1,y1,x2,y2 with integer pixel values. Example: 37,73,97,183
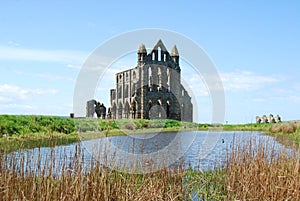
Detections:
4,131,291,174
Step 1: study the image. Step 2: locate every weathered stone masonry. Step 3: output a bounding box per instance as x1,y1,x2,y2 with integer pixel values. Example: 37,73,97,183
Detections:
109,40,193,122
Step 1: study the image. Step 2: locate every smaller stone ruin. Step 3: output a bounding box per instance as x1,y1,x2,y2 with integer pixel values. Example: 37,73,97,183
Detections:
86,99,107,119
256,114,281,124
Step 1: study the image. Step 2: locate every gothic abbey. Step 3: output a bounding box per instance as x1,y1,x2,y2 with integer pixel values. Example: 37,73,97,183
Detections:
109,40,193,122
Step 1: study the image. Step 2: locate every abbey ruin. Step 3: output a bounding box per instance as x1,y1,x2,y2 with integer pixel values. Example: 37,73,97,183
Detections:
256,114,281,124
109,40,193,122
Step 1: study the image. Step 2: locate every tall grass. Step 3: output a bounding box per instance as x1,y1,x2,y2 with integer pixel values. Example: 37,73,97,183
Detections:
0,145,188,201
268,122,300,147
225,139,300,200
1,137,299,200
1,115,300,200
269,123,298,134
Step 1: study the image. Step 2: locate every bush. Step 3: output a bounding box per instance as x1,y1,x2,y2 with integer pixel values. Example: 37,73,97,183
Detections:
133,119,149,129
0,115,77,136
122,123,136,130
269,123,297,134
164,119,181,128
142,121,149,128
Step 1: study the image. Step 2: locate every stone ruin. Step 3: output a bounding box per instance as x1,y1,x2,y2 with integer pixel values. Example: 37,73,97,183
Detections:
83,40,193,122
86,99,107,119
256,114,281,124
109,40,193,122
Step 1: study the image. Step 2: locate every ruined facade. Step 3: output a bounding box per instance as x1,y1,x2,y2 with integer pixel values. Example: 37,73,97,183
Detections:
256,114,281,124
86,99,107,119
109,40,193,122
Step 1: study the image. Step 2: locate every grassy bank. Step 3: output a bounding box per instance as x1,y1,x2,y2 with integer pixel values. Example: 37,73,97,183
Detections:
1,115,300,150
267,121,300,148
0,115,79,152
0,115,198,151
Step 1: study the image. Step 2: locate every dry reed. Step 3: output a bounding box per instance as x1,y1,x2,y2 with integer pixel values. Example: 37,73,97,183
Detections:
269,123,298,134
1,137,300,200
225,139,300,200
0,147,188,201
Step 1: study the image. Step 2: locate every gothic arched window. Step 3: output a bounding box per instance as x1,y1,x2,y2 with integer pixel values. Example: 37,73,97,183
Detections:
148,67,152,91
158,47,161,61
166,100,171,118
133,71,136,80
167,68,170,92
157,67,162,91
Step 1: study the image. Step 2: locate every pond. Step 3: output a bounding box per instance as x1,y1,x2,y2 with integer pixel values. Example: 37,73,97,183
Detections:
3,131,291,175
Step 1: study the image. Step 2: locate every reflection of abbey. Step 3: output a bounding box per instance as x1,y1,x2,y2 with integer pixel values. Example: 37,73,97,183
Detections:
109,40,193,122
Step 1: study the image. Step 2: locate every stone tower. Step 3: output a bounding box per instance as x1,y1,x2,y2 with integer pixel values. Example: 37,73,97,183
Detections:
110,40,193,122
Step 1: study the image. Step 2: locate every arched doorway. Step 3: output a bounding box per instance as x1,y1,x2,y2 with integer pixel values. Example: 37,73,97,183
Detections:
147,100,152,119
124,101,130,118
131,101,137,119
181,103,184,121
157,99,162,118
118,102,123,119
112,103,117,119
166,100,171,118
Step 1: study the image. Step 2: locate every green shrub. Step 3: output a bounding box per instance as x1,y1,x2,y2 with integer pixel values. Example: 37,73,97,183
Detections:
0,115,77,136
164,119,181,128
122,123,136,130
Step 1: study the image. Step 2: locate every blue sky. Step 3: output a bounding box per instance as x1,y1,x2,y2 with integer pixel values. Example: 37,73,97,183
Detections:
0,0,299,123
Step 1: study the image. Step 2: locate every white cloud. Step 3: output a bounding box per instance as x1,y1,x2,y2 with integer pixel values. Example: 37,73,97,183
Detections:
293,83,300,91
180,69,283,103
67,64,81,69
35,73,74,81
287,95,300,103
97,86,110,92
251,98,267,103
7,41,20,47
0,45,87,63
182,74,209,97
220,70,280,92
0,84,58,101
181,67,281,97
0,103,34,110
0,84,29,100
14,70,74,82
81,54,134,73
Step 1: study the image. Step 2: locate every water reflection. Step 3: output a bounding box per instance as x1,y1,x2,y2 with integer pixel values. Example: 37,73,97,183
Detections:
3,131,291,174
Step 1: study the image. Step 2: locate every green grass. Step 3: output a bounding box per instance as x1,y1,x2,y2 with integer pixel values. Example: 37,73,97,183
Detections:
0,115,277,140
222,123,271,131
186,169,227,200
0,132,79,153
0,115,76,136
1,114,300,151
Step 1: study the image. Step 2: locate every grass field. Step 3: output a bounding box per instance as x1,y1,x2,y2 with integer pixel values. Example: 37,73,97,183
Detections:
1,114,299,150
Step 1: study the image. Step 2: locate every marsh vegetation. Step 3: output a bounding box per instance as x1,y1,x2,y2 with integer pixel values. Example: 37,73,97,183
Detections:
1,136,299,200
0,115,299,200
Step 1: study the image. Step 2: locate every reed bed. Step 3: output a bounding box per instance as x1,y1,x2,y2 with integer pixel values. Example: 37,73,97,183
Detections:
225,140,300,200
1,137,300,200
0,167,187,200
0,146,189,201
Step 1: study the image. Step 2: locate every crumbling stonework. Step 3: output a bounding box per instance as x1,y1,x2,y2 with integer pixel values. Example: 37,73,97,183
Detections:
256,114,281,124
110,40,193,122
86,99,106,119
